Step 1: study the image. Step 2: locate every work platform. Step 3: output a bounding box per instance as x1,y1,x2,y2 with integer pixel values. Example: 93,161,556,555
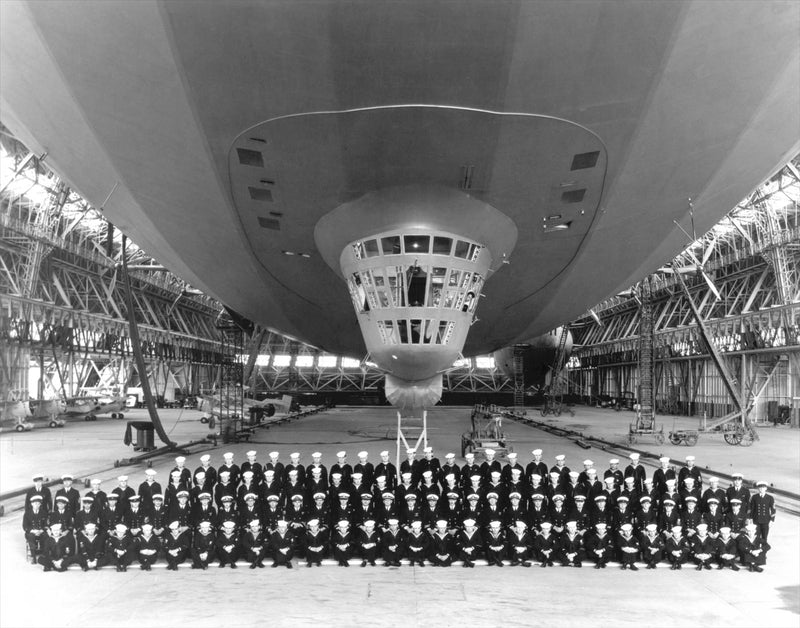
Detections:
1,405,798,628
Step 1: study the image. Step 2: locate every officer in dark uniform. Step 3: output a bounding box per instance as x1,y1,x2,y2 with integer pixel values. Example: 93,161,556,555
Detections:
724,498,747,537
726,472,750,512
25,474,52,513
49,496,74,533
749,480,776,541
55,474,81,515
22,495,49,563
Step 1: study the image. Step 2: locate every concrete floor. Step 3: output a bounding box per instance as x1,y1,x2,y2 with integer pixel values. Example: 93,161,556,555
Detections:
1,405,798,628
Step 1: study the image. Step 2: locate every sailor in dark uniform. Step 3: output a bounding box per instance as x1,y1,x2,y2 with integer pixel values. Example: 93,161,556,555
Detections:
163,520,190,570
439,453,460,486
308,452,329,488
37,523,74,572
380,518,405,566
358,519,381,566
456,518,481,568
481,449,503,483
690,522,716,570
215,521,240,569
242,520,268,569
137,468,162,511
219,452,241,488
624,453,646,494
616,522,640,570
701,476,727,513
354,451,374,489
285,452,306,485
508,520,533,567
665,525,688,570
374,451,396,491
77,522,107,571
112,475,136,505
603,459,623,490
678,455,702,488
639,523,664,569
107,523,134,572
584,522,612,569
738,522,769,572
558,520,584,567
85,478,107,515
429,520,454,567
241,450,264,486
331,519,355,566
172,456,192,486
749,480,776,541
526,449,548,486
149,494,168,537
577,459,595,486
568,494,591,533
124,495,147,537
484,520,507,567
533,521,559,567
134,522,160,570
715,526,739,571
681,495,702,539
191,520,217,570
635,496,658,533
195,454,217,489
658,499,681,537
330,451,352,486
653,456,676,494
404,520,430,566
419,447,441,481
460,453,481,491
304,518,328,567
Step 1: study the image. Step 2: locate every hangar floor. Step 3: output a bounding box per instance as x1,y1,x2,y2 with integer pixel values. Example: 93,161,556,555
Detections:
1,405,798,628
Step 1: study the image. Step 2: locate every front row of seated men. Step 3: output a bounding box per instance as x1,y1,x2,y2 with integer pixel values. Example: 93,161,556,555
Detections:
26,503,770,572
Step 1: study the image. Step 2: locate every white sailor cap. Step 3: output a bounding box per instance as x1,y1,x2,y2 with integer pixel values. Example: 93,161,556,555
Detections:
719,526,731,534
665,478,676,485
583,459,593,466
659,456,670,463
511,468,522,476
249,520,261,528
145,468,157,476
337,520,349,529
569,471,579,479
555,454,565,461
49,522,62,532
90,477,101,485
246,450,257,457
380,450,389,457
484,448,496,456
531,473,542,480
507,452,517,459
171,470,182,477
242,471,254,479
358,451,368,458
116,523,129,532
276,519,288,527
336,450,347,458
629,453,639,460
586,468,597,476
540,522,552,530
200,454,211,462
463,518,476,527
566,520,577,528
311,467,322,474
312,451,322,458
671,525,683,534
646,523,658,532
85,522,98,530
222,521,236,530
223,452,234,459
198,521,212,529
684,476,695,483
435,519,447,528
685,455,695,461
269,451,279,458
307,519,320,527
445,453,455,459
411,520,423,528
290,452,300,459
620,523,633,532
423,446,433,453
464,452,475,459
387,518,399,526
709,476,719,483
490,470,501,478
696,523,708,532
351,472,363,479
331,472,342,479
532,449,542,456
745,523,757,532
401,472,412,480
624,477,635,484
595,522,607,529
219,470,231,477
604,476,615,484
117,475,128,482
406,448,416,455
422,470,433,478
609,459,619,465
489,520,502,528
175,456,186,464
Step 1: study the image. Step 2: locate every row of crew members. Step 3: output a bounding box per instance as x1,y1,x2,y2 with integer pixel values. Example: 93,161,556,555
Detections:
25,483,770,547
27,516,770,573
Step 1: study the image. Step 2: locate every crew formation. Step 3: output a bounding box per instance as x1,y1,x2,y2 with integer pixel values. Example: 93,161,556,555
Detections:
22,448,775,572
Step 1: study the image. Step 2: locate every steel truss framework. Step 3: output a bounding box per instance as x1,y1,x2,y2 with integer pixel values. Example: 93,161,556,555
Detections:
568,156,800,419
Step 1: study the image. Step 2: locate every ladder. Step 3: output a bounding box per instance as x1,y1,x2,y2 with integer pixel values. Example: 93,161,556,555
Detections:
549,327,570,396
637,279,655,427
217,324,244,440
512,344,526,407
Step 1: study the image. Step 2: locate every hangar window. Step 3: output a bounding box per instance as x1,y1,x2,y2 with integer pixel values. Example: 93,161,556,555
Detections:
317,355,338,367
273,354,291,367
295,355,313,368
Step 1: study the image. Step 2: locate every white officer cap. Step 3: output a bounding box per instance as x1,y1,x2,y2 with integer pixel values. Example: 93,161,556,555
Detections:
337,451,347,458
244,492,257,501
555,454,565,461
198,492,212,500
486,492,499,500
61,474,73,481
177,490,190,498
685,455,695,461
756,480,768,487
732,472,743,479
246,450,257,457
107,493,119,500
684,495,697,503
659,456,670,463
629,453,639,460
532,449,542,456
200,454,211,462
358,451,368,458
152,494,164,501
145,469,157,476
509,491,522,499
117,475,128,482
313,492,326,499
290,452,300,459
175,456,186,464
380,450,389,456
55,495,69,504
484,448,495,456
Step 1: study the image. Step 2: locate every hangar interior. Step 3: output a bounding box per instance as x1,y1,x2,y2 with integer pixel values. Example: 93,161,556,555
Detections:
1,124,798,433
